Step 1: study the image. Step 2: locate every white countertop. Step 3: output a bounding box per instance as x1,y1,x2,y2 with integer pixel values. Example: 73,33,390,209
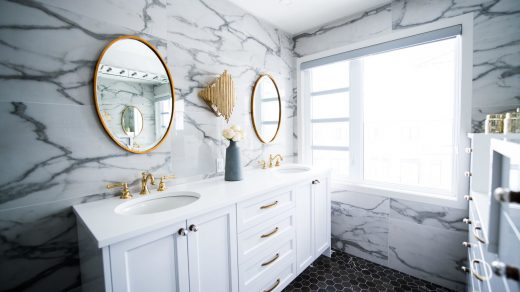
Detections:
73,165,330,248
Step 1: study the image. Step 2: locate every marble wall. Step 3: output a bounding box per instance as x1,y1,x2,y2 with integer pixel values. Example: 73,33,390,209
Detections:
0,0,294,290
331,190,468,291
294,0,520,290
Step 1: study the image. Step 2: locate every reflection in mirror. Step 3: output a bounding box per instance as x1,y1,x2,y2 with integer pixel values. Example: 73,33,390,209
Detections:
121,106,144,139
251,74,282,143
94,36,174,153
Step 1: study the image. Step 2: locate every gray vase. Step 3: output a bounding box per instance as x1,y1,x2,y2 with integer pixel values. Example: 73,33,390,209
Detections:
225,140,243,181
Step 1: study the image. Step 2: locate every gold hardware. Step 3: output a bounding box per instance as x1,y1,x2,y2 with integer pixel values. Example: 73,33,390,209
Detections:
258,160,267,169
92,35,175,154
264,278,280,292
157,175,176,192
269,154,283,168
261,253,280,267
140,172,155,195
471,259,491,281
198,70,235,121
260,200,279,209
260,227,279,238
473,225,486,243
251,74,282,144
107,182,132,199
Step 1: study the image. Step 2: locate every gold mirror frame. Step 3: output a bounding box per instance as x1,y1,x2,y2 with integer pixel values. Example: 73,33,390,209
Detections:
251,74,282,144
93,35,175,154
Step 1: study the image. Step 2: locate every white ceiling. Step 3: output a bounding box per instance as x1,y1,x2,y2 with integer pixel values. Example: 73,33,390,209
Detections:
227,0,390,35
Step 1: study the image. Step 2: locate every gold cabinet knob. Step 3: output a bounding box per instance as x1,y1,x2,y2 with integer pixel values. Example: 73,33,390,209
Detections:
107,182,132,199
157,175,176,192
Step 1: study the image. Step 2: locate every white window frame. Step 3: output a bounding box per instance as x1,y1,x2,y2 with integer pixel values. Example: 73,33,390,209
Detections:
297,14,473,208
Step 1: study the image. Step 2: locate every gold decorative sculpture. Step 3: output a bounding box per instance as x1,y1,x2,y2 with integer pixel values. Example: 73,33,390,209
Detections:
198,70,236,121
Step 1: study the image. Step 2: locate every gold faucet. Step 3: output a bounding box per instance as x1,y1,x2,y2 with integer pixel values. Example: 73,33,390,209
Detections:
157,175,176,192
107,182,132,199
258,160,267,169
269,154,283,168
140,172,155,195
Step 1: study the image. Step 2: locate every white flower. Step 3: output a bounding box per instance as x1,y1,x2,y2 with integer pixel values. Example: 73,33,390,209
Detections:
222,128,235,140
231,124,241,132
232,132,243,142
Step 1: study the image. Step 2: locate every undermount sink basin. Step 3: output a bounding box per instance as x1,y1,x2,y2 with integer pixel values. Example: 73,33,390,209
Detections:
274,165,311,174
115,192,200,215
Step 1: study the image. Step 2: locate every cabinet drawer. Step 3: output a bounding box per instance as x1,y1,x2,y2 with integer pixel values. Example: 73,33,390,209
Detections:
244,254,297,292
239,236,295,291
238,211,295,264
237,188,295,232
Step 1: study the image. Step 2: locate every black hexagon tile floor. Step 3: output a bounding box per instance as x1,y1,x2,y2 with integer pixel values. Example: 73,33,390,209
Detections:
283,251,455,292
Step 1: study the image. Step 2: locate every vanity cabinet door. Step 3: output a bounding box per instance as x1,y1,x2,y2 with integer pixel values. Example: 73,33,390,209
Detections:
109,222,189,292
294,182,314,273
313,177,330,257
187,206,238,292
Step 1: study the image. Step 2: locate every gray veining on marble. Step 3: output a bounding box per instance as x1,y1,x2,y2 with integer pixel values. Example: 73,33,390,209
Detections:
330,187,469,290
388,218,468,291
331,193,389,266
293,4,392,57
390,198,468,232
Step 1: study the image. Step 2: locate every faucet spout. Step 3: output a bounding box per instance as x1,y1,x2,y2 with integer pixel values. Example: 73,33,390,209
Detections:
140,172,155,195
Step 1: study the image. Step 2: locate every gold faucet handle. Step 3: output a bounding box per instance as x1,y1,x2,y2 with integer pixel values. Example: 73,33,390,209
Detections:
157,175,176,192
107,182,132,199
275,154,283,166
258,160,267,169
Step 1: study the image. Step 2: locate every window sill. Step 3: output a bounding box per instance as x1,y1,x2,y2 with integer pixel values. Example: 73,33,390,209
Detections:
331,179,466,209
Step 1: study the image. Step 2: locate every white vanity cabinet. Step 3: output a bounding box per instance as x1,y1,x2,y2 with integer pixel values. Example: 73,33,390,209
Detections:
186,206,238,292
75,167,331,292
79,206,237,292
295,177,331,274
110,221,189,292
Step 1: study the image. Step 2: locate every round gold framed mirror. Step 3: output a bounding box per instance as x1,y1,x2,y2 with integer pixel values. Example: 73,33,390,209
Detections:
251,74,282,144
93,35,175,154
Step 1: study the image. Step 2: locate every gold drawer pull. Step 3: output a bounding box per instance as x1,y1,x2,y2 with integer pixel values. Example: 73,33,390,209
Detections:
261,253,280,267
473,225,486,244
261,227,279,238
472,259,491,281
260,200,279,209
264,278,280,292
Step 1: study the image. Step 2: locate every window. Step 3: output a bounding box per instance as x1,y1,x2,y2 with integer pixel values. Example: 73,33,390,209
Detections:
300,24,468,199
309,62,350,178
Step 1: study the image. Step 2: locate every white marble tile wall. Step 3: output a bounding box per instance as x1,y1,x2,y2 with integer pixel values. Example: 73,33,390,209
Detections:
0,0,295,290
331,190,468,291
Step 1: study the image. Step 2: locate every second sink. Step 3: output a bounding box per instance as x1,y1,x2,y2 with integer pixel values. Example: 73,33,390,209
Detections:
115,191,200,215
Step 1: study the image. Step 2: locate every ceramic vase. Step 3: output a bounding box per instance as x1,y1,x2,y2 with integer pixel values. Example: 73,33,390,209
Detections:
225,140,243,181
